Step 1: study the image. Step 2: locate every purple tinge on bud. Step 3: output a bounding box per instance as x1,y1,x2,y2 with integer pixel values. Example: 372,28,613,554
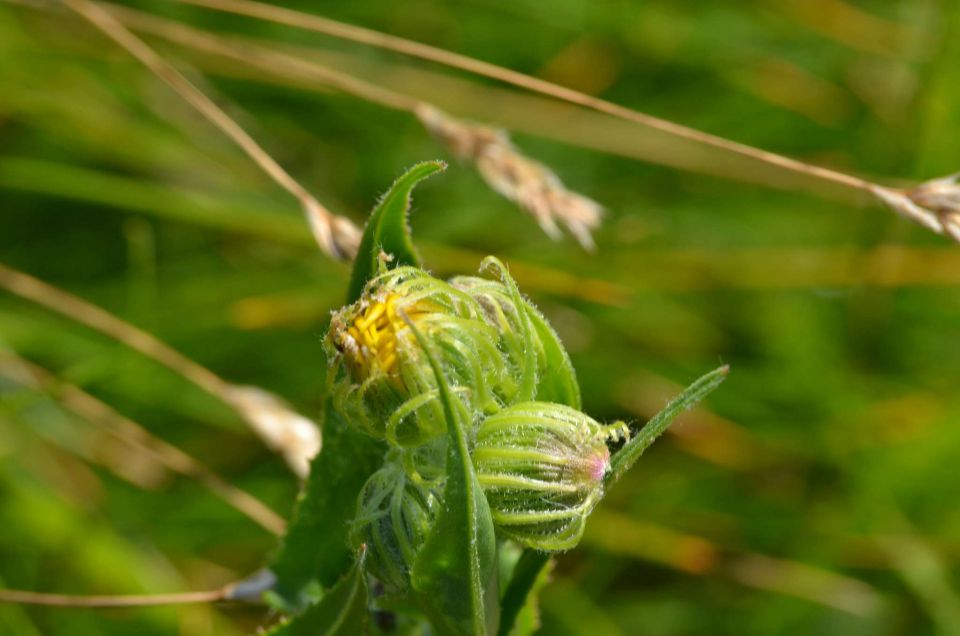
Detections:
586,446,612,483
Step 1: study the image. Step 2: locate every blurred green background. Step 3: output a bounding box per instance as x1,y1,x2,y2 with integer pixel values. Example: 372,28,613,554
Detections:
2,0,960,634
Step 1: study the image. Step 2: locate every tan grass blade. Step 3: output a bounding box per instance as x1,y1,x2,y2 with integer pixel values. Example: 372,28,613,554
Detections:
60,0,360,260
0,261,320,477
169,0,959,245
0,352,286,534
99,2,604,248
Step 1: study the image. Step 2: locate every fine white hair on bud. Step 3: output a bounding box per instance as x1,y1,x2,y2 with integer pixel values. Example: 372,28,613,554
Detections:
472,401,613,551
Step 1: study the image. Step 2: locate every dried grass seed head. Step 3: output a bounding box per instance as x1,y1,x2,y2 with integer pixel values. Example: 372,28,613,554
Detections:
416,104,603,250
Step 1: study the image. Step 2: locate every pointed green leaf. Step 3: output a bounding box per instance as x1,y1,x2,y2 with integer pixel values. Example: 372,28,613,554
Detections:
403,314,499,636
267,549,368,636
270,403,385,609
607,365,729,486
347,161,446,303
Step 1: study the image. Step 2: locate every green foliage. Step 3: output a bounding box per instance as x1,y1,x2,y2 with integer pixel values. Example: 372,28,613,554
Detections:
497,551,551,636
347,161,446,303
266,550,368,635
524,307,580,409
3,2,960,636
480,258,537,403
349,462,438,593
269,406,384,609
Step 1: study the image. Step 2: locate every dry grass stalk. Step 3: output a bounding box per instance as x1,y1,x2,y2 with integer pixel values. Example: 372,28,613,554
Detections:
0,352,286,534
15,0,960,248
0,569,276,607
170,0,960,246
0,261,320,477
222,385,322,478
60,0,360,260
22,0,597,247
93,2,601,248
167,0,873,193
0,587,227,607
907,175,960,242
417,104,602,249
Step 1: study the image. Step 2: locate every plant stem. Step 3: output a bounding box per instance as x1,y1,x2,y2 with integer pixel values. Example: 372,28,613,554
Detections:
607,365,729,486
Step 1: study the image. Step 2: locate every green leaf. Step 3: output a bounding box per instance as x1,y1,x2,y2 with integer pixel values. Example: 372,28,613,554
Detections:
347,161,446,303
270,403,385,609
403,314,499,636
526,306,581,409
267,549,369,635
497,550,552,636
606,365,729,486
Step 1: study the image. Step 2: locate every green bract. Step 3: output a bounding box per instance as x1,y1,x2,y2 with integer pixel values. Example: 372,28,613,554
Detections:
473,402,616,551
350,461,438,593
450,257,581,409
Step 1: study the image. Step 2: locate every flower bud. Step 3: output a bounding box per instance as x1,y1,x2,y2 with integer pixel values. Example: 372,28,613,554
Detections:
350,461,438,593
326,266,503,444
472,402,613,551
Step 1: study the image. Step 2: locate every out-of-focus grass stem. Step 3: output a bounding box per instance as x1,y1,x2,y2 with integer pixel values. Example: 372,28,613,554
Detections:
0,261,320,477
